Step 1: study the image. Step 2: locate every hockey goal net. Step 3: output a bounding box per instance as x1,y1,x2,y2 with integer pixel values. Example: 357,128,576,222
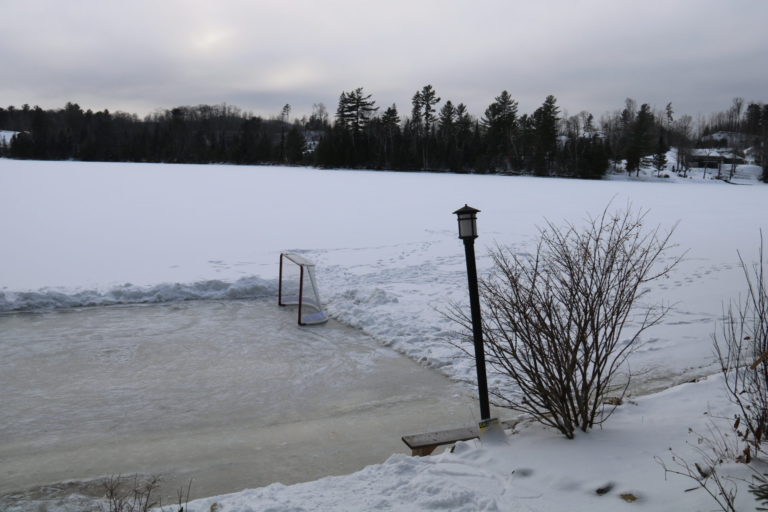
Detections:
278,253,328,325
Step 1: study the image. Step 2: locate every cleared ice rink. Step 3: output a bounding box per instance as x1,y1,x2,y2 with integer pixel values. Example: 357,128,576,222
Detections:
0,299,480,506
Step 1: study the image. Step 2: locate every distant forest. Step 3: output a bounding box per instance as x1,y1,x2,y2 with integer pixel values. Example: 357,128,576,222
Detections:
1,86,766,181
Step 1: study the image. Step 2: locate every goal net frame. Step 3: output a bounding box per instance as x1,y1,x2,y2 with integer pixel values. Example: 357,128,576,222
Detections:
278,253,328,326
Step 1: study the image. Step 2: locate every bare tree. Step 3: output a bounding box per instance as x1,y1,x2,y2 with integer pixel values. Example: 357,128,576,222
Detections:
714,234,768,462
674,114,694,175
449,206,678,438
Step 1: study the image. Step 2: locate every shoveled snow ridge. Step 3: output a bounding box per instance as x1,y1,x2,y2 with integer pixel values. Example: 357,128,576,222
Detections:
0,276,277,312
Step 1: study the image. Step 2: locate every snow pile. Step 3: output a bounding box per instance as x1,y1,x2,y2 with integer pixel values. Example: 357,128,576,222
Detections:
0,276,276,312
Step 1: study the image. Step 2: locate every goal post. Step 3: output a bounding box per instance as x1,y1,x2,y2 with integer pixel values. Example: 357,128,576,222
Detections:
278,253,328,325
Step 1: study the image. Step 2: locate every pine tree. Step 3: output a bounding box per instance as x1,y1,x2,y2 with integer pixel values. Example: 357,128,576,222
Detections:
380,104,401,168
531,95,559,175
653,135,668,176
439,101,456,133
410,90,423,135
381,104,401,137
482,90,518,171
285,124,306,164
335,91,352,129
410,84,440,169
626,103,656,175
437,101,457,169
279,104,291,162
335,88,377,135
419,84,440,134
665,102,674,128
454,103,474,171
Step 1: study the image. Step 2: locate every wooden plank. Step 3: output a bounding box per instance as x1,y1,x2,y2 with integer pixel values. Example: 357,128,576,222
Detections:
402,426,478,448
402,419,520,456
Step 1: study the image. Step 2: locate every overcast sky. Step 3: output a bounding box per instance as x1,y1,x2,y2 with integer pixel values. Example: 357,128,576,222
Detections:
2,0,766,121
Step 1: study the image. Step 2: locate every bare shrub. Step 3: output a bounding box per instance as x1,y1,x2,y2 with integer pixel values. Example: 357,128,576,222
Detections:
656,423,741,512
101,475,191,512
750,472,768,510
449,206,678,438
714,235,768,462
102,474,161,512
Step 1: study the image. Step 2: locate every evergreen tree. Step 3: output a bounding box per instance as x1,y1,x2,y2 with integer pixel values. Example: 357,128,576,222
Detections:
336,91,353,129
328,88,378,167
531,95,559,175
279,104,291,162
653,135,668,176
31,106,51,159
454,103,475,171
438,101,457,169
665,102,674,128
482,90,518,171
285,123,306,164
336,88,377,135
762,105,768,182
410,90,423,135
9,131,34,158
745,102,763,136
410,84,441,169
422,85,440,133
626,103,655,174
438,100,456,134
379,104,401,167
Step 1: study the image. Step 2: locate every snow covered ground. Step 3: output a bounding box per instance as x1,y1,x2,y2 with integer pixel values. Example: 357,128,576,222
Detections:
0,130,19,145
1,158,766,511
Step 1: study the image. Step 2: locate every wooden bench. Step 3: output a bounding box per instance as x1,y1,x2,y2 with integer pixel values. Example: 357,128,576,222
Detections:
401,419,520,456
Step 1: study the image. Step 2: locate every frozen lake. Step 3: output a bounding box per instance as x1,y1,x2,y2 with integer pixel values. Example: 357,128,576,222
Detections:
1,159,766,510
0,299,480,505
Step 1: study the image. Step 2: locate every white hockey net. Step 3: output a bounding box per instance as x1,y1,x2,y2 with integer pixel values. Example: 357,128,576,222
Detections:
278,253,328,325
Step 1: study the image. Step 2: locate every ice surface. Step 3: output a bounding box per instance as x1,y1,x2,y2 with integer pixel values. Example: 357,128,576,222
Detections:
0,299,480,506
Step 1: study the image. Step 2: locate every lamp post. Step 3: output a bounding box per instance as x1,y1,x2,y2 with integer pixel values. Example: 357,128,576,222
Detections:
453,204,491,422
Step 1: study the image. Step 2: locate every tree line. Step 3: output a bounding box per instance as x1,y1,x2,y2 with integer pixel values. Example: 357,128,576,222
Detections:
1,89,766,181
0,102,307,164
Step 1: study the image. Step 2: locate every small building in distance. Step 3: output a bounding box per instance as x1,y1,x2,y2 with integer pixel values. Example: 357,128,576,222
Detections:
688,148,745,169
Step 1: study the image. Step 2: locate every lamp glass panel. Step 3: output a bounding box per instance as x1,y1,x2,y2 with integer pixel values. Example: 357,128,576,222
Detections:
458,216,476,238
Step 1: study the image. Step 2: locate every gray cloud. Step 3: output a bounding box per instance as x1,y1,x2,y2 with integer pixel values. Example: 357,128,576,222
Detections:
1,0,766,120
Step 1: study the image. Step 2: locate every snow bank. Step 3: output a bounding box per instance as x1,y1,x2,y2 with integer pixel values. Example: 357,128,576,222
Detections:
0,276,275,311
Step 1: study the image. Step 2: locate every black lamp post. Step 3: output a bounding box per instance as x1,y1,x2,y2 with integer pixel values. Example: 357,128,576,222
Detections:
453,204,491,422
